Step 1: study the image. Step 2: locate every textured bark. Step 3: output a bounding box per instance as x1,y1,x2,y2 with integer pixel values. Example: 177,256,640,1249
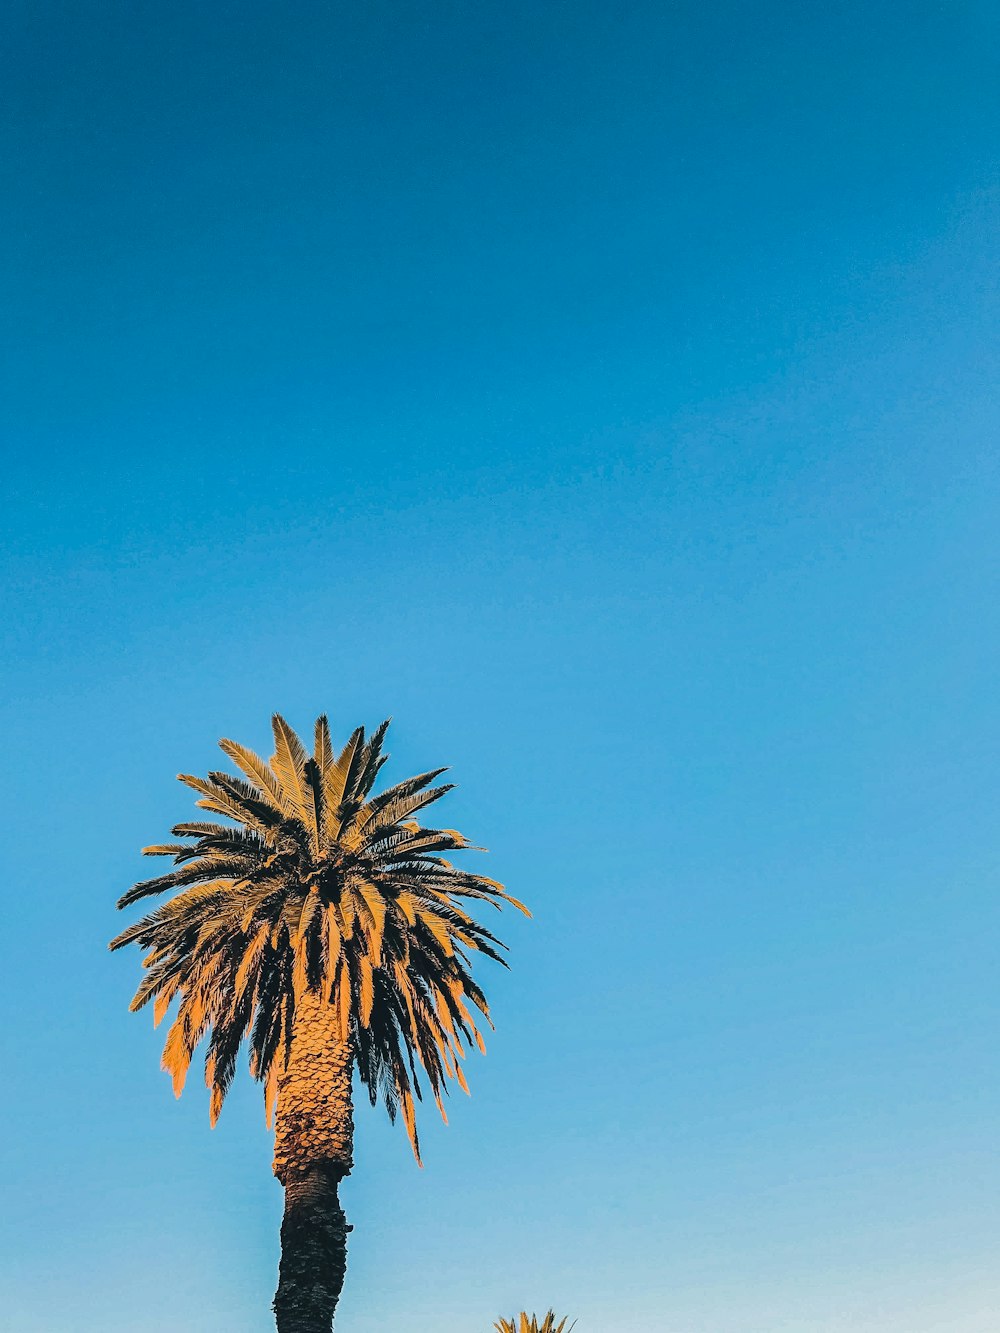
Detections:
273,987,355,1182
273,987,355,1332
273,1166,350,1333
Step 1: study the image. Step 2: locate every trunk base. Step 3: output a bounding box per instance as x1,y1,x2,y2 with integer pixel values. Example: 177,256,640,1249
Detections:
273,1166,351,1333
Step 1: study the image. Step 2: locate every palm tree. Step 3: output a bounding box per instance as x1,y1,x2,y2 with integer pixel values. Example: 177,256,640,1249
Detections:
494,1315,576,1333
111,714,528,1333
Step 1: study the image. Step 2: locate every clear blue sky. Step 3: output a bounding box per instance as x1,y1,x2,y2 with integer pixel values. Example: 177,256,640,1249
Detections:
2,3,998,1330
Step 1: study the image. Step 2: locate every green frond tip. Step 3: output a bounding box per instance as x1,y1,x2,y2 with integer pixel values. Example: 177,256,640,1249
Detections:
493,1314,576,1333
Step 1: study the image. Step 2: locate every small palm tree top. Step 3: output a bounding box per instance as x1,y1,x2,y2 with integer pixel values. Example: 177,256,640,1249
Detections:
110,714,529,1159
494,1315,576,1333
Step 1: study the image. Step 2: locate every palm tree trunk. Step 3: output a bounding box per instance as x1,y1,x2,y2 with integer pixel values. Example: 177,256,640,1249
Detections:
272,988,355,1332
273,1165,350,1333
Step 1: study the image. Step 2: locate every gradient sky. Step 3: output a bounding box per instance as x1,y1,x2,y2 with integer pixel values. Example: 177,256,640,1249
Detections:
2,3,998,1331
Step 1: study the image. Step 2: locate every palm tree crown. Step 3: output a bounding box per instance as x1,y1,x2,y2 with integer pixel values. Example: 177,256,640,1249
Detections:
494,1315,576,1333
110,714,528,1160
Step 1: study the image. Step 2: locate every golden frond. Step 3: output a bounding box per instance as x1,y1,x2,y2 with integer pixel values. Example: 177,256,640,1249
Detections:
161,1015,193,1098
269,714,313,831
322,726,364,834
356,879,386,964
263,1058,280,1130
218,737,289,812
336,955,352,1043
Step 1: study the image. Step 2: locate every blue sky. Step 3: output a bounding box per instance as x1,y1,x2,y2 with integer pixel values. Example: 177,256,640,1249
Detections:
1,2,998,1330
